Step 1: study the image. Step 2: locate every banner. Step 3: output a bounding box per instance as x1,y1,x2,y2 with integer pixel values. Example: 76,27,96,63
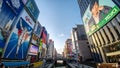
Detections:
83,0,120,36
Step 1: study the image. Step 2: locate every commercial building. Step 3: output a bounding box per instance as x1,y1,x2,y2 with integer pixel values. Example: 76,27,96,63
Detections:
47,39,54,59
53,48,57,59
78,0,120,63
71,25,92,62
66,39,73,58
63,45,67,58
77,0,91,17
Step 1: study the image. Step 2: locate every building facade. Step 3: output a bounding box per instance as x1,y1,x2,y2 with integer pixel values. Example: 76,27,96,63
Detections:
66,39,73,58
47,39,54,59
78,0,120,63
77,0,91,17
71,25,92,62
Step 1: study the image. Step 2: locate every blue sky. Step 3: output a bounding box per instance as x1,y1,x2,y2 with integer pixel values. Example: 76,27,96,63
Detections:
35,0,83,54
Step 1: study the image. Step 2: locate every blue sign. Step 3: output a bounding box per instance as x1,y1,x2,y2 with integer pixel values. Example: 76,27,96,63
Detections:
34,22,42,37
26,0,40,20
0,0,17,49
3,18,33,60
5,0,24,15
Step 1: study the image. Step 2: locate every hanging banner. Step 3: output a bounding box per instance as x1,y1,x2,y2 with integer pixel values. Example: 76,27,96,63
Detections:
3,10,35,60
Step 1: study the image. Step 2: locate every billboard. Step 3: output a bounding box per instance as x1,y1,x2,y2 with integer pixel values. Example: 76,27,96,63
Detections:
5,0,25,15
31,34,39,46
83,0,120,36
3,10,35,60
33,22,42,38
28,44,39,55
41,27,47,44
26,0,40,20
0,0,18,49
0,0,28,49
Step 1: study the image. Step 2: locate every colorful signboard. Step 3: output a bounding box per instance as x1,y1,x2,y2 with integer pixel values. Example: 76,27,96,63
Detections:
31,34,39,45
0,0,20,49
26,0,40,20
28,44,39,55
3,10,35,60
83,0,120,36
41,27,47,44
33,22,42,38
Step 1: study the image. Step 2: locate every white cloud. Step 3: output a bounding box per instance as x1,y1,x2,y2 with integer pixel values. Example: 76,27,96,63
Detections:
58,33,65,37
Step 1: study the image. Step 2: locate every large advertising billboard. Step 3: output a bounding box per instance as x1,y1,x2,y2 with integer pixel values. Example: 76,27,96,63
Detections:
31,34,39,46
33,22,42,37
3,10,35,60
28,44,39,55
26,0,40,20
83,0,120,36
0,0,25,50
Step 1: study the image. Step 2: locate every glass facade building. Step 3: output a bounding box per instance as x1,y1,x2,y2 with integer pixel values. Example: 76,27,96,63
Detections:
77,0,91,17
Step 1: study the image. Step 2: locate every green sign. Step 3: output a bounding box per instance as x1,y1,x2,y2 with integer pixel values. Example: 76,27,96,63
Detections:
82,0,120,36
88,6,120,36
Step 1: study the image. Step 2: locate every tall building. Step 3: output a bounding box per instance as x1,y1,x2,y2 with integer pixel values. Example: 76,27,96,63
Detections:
63,45,67,58
78,0,120,63
66,39,73,58
77,0,91,17
47,39,54,59
71,25,92,62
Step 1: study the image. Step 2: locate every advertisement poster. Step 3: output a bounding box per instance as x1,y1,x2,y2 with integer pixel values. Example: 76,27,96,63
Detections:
83,0,120,36
3,10,35,60
0,0,25,50
28,44,39,55
34,22,42,37
26,0,40,20
31,34,39,45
